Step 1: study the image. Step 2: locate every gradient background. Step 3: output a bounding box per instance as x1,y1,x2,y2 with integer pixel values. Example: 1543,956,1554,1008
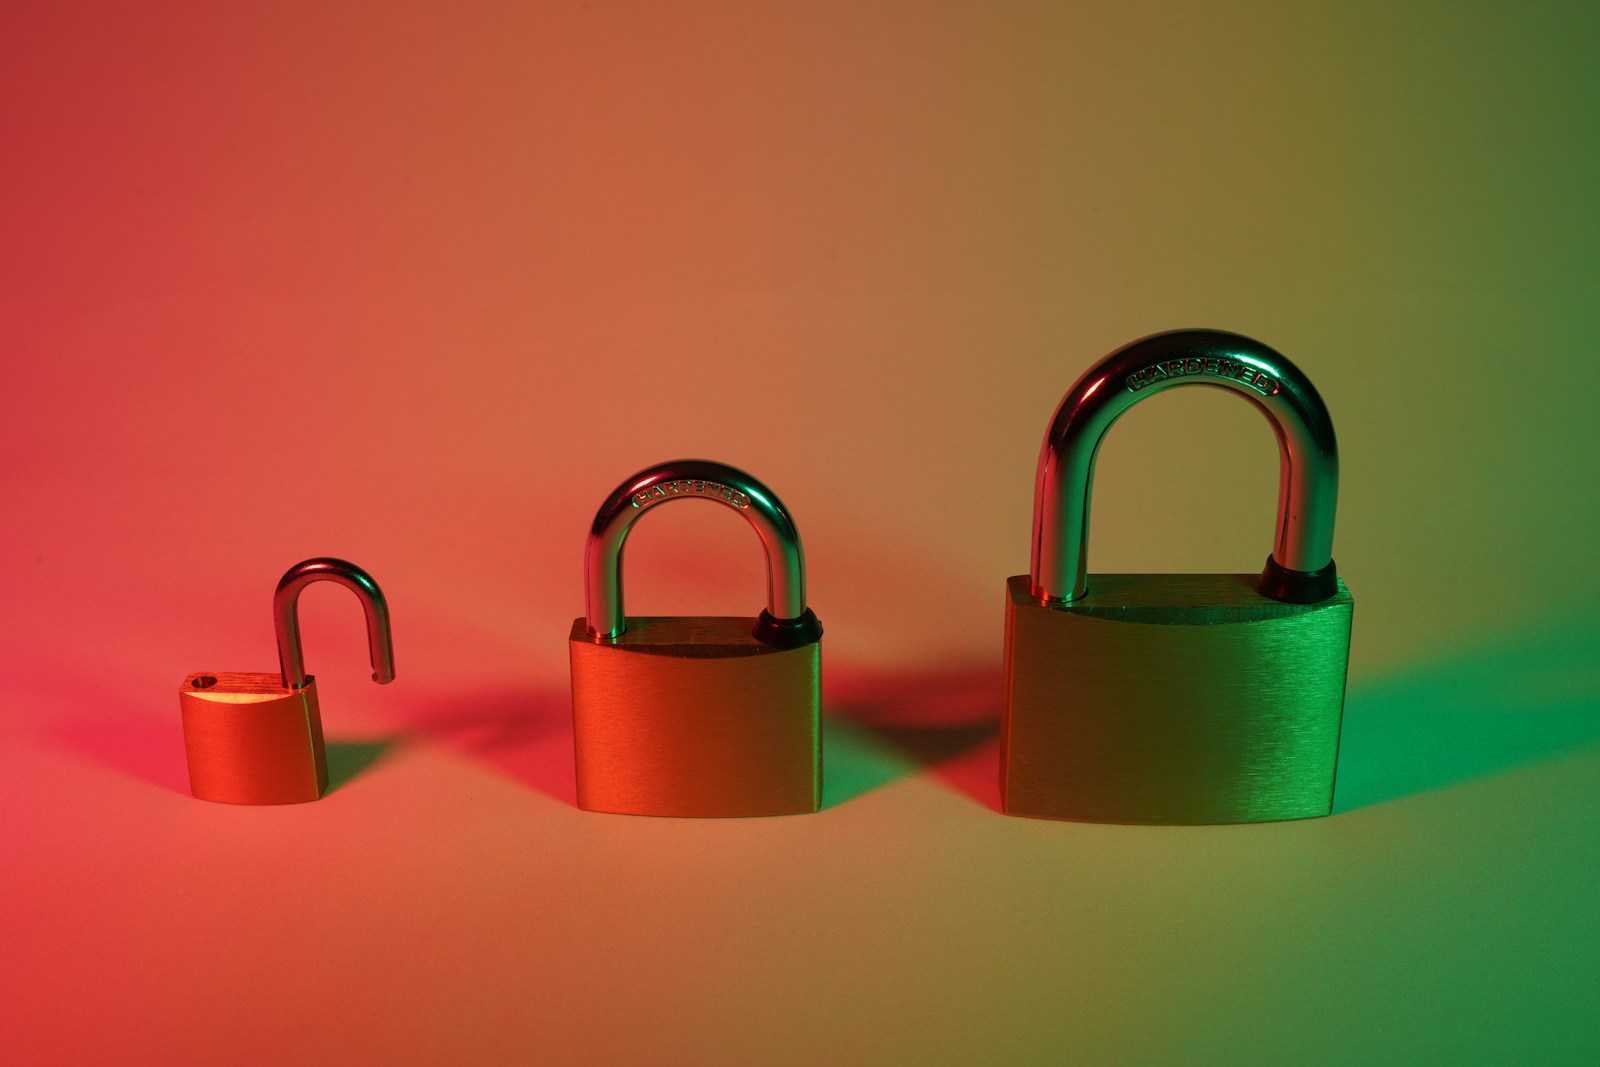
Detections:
3,2,1598,1063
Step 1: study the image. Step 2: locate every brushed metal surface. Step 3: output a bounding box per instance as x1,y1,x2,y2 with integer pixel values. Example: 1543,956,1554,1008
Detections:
179,672,327,805
1001,574,1353,823
569,616,821,817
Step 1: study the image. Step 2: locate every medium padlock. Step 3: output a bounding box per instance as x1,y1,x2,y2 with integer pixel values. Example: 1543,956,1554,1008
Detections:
1001,329,1354,824
179,557,396,804
568,460,823,817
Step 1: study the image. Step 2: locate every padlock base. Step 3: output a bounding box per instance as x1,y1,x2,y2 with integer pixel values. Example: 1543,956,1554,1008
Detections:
1001,574,1352,824
179,673,328,804
569,617,821,817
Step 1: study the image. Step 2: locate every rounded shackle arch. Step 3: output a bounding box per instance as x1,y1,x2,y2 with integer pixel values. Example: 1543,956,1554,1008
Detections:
584,459,820,647
1031,329,1341,605
274,558,397,691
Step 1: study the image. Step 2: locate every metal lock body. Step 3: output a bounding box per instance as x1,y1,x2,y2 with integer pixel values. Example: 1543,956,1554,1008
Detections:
569,460,823,817
179,558,395,805
1002,330,1354,824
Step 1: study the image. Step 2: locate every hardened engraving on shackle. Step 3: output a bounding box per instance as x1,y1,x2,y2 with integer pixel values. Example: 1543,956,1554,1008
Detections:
1030,329,1341,604
629,476,751,510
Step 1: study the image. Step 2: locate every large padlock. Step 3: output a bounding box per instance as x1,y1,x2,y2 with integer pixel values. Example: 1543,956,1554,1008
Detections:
568,460,823,817
1002,330,1354,824
179,557,396,804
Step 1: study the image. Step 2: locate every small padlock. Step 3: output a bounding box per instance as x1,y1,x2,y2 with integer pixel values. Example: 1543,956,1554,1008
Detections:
568,460,823,817
179,557,396,804
1001,329,1354,824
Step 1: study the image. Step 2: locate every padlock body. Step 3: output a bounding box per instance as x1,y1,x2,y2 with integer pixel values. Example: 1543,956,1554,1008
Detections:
1001,573,1353,824
179,672,327,804
568,617,821,817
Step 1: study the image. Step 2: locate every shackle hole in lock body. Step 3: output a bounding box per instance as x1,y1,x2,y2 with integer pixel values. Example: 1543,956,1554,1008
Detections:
191,675,218,689
1029,329,1342,605
582,459,822,649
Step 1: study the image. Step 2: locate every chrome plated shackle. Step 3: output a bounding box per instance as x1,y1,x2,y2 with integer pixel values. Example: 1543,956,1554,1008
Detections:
1031,329,1341,604
274,558,397,690
584,459,821,647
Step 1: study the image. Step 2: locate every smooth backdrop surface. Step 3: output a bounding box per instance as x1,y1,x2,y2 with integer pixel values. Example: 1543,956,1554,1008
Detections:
3,3,1598,1064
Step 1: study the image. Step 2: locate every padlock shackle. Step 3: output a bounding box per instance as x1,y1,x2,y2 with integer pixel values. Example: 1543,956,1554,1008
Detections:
584,459,819,646
1031,329,1341,604
274,558,396,690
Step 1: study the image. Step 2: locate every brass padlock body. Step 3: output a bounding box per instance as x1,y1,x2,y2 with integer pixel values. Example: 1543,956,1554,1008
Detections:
1002,574,1352,823
179,672,327,805
569,616,820,818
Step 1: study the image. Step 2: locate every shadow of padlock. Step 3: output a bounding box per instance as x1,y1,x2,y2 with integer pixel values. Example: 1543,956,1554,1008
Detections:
568,460,823,817
179,558,396,804
1002,330,1354,824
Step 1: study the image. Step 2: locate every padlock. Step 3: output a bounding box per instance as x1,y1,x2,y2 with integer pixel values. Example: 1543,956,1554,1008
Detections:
1001,329,1354,824
568,460,823,817
179,557,396,804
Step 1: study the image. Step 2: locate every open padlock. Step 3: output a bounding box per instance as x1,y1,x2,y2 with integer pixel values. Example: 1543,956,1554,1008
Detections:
179,558,396,804
568,460,823,817
1001,329,1354,824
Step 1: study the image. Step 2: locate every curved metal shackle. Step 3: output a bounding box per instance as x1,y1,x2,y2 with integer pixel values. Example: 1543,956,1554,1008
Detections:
273,558,397,690
1031,329,1341,604
584,459,820,647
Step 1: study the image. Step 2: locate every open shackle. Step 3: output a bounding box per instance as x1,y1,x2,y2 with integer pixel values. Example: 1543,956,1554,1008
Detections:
584,459,822,648
1031,329,1341,604
273,557,397,690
